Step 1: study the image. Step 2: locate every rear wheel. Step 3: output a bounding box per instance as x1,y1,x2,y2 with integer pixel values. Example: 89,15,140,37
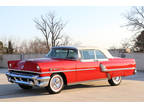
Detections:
108,76,121,86
47,74,64,94
18,84,33,89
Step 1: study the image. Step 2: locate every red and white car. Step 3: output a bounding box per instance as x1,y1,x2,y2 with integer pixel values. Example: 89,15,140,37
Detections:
6,46,136,94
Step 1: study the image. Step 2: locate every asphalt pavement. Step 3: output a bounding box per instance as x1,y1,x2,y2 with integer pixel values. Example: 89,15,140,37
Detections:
0,68,144,102
0,68,7,74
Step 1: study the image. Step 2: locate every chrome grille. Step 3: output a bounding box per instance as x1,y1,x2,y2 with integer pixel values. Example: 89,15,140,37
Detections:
9,70,39,76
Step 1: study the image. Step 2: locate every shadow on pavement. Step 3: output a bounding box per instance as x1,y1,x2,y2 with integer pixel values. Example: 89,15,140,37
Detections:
64,84,109,90
0,83,110,100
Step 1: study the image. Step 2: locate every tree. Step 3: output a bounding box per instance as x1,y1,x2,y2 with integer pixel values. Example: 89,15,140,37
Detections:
60,35,72,46
17,38,49,54
124,6,144,52
29,38,48,54
7,41,13,54
134,30,144,52
124,6,144,31
120,37,135,49
34,12,67,50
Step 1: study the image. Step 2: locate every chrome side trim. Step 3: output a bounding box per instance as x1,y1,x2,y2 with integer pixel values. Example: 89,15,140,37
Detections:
43,68,96,74
8,68,96,74
100,64,136,72
103,67,136,72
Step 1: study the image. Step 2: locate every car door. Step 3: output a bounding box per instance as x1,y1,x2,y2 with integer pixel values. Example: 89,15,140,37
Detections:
76,49,99,82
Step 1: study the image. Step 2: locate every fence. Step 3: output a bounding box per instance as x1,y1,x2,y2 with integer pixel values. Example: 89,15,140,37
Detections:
109,52,144,72
0,53,144,71
0,54,45,68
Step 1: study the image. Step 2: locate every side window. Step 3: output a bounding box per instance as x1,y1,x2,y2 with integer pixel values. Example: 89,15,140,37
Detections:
67,49,78,59
80,50,95,60
95,50,107,59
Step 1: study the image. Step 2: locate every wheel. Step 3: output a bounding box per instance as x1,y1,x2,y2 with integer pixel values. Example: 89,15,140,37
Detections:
18,84,33,89
108,76,121,86
47,74,64,94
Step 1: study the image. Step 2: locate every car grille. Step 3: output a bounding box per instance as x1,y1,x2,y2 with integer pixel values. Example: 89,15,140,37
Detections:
9,70,39,76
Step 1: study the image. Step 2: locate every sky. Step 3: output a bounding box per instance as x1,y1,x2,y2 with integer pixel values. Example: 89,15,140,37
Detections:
0,6,134,48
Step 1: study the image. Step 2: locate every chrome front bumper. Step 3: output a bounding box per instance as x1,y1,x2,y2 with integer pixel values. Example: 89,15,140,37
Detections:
6,72,50,87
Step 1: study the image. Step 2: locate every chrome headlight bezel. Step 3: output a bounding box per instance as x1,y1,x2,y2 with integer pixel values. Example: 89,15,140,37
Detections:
9,63,12,68
36,65,40,71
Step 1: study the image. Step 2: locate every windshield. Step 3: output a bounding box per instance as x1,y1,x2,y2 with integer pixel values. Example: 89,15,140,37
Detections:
45,48,78,59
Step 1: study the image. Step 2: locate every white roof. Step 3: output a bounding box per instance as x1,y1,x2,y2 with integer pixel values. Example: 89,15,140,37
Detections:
77,46,113,58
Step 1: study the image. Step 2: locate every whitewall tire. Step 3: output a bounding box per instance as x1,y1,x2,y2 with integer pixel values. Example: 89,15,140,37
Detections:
47,74,64,94
108,76,121,86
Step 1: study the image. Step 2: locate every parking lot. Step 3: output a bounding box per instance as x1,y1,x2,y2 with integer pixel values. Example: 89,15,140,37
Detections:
0,68,144,102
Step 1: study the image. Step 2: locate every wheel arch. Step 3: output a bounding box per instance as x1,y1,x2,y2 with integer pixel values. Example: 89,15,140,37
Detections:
50,72,67,86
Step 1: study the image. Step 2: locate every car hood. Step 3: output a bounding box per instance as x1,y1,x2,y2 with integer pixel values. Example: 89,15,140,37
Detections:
16,57,77,72
24,58,60,63
16,58,59,71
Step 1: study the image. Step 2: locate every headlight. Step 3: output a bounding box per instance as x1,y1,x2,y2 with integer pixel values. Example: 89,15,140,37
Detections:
21,65,24,69
36,65,40,71
9,63,12,68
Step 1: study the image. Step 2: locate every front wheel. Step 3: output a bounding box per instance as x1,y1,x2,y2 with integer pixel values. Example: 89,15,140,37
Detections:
108,76,121,86
47,74,64,94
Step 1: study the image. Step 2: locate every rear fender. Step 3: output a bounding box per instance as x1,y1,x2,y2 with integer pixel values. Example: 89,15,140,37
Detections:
100,58,136,78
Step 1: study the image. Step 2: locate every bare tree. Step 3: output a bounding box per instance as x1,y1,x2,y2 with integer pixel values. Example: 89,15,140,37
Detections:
29,38,48,54
120,38,132,49
124,6,144,32
17,38,49,54
34,12,66,50
60,35,72,46
123,6,144,52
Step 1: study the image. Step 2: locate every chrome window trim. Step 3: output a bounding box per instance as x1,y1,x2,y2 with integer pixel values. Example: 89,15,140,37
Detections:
96,59,109,61
79,49,96,62
80,59,95,62
95,50,107,59
79,49,109,62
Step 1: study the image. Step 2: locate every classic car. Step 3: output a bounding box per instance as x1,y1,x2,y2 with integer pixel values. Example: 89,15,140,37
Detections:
6,46,136,94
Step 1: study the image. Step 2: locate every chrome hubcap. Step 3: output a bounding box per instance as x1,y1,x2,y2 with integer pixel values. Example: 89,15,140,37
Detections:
112,76,121,84
50,75,63,92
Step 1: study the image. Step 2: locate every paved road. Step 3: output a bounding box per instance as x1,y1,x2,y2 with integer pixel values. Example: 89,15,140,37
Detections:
0,68,7,74
0,68,144,102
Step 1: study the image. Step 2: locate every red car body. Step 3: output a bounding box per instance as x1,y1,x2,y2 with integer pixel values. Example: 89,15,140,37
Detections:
6,46,136,93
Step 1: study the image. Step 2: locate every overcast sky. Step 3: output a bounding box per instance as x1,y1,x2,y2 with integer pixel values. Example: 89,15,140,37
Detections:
0,6,134,48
